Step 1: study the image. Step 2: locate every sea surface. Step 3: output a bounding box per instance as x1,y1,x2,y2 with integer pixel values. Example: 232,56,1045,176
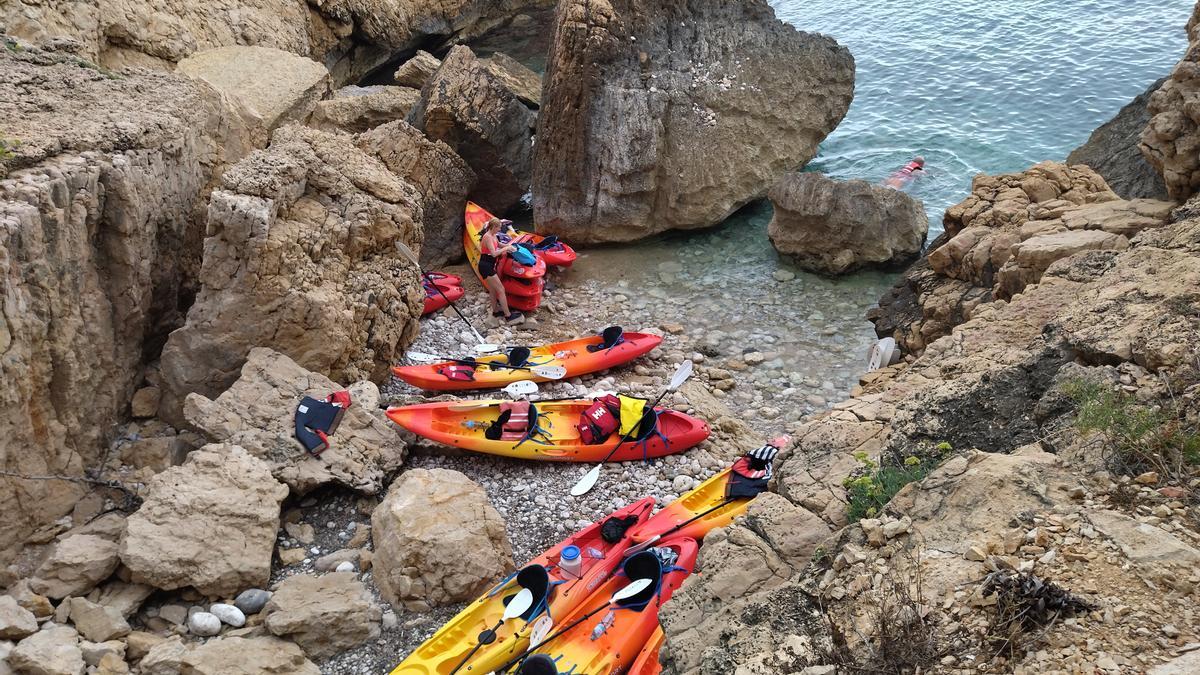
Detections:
571,0,1192,406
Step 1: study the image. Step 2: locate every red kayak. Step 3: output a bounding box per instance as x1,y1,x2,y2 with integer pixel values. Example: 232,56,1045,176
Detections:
421,276,465,316
505,231,577,268
503,275,545,298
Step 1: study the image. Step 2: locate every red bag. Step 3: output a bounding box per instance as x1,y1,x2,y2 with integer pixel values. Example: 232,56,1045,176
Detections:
577,395,620,444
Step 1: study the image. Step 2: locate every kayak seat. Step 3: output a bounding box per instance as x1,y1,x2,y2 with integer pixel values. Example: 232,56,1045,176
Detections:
484,409,512,441
517,654,559,675
617,550,663,612
509,565,552,622
586,326,624,353
507,346,532,368
600,514,639,544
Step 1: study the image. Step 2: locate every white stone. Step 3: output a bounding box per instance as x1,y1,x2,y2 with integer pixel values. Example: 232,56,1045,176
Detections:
208,603,246,628
188,612,222,637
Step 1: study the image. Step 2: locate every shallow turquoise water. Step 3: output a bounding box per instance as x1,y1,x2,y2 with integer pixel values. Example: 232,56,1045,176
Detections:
772,0,1193,231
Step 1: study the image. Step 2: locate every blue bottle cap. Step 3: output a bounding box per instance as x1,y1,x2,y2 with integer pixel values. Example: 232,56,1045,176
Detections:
561,545,581,561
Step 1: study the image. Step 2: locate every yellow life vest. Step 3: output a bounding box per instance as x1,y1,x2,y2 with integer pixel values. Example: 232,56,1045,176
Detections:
618,395,648,436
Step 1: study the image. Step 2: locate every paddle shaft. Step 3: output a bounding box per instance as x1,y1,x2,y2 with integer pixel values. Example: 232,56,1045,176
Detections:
422,270,486,343
626,498,739,557
594,388,672,465
448,617,502,675
493,602,611,673
440,355,539,374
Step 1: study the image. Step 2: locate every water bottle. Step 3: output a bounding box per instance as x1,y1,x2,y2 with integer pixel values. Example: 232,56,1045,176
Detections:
590,610,615,641
559,545,583,578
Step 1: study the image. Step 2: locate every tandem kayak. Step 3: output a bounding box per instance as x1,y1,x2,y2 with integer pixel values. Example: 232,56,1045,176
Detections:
389,498,656,675
521,538,698,675
391,329,662,391
386,399,709,462
465,202,547,281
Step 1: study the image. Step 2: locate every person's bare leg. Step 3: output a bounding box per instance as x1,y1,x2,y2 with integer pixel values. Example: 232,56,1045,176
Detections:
486,276,510,315
484,277,500,314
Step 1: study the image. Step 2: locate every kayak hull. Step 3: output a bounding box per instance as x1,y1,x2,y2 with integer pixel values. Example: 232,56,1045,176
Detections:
528,538,698,675
386,399,709,462
629,469,751,543
388,498,656,675
629,626,664,674
391,332,663,391
421,282,464,316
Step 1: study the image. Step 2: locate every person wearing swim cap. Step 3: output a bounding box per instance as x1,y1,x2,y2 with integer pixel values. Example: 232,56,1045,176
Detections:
883,156,926,189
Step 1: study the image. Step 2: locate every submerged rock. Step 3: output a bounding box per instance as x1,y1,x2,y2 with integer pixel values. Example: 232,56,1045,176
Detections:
767,172,928,275
118,444,289,596
532,0,854,243
183,348,406,495
372,468,514,611
1067,77,1168,200
409,45,537,213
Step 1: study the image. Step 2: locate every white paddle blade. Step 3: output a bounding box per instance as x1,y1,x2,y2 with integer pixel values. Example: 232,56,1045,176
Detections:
474,343,503,355
502,588,534,622
448,400,500,411
406,351,442,363
668,359,694,391
504,380,539,397
395,241,420,266
611,577,654,603
569,465,601,497
530,365,567,380
529,616,553,647
622,534,661,558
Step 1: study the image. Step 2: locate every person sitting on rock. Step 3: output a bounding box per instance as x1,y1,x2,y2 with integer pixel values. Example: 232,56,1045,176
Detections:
882,156,926,190
480,217,523,324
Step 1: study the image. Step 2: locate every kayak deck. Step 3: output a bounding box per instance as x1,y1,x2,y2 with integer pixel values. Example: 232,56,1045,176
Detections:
630,469,752,543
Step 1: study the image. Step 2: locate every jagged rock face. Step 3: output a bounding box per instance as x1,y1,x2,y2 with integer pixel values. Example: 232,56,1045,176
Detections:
263,572,382,659
158,124,424,420
118,444,289,596
767,172,928,275
310,86,422,134
1067,78,1169,200
408,45,537,213
183,348,406,495
371,468,513,611
532,0,854,244
394,50,442,88
872,162,1174,354
177,46,332,140
1,0,552,86
358,121,477,267
1142,4,1200,200
0,44,250,564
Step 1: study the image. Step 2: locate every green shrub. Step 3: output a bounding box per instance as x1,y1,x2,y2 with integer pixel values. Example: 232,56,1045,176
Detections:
1063,379,1199,479
0,138,16,162
842,445,948,523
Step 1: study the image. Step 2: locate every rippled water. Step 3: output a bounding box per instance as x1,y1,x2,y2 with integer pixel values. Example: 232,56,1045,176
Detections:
774,0,1193,231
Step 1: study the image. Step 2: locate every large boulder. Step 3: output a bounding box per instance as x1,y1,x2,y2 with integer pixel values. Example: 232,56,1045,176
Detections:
118,444,289,596
183,348,405,495
29,535,121,601
8,625,85,675
0,596,37,641
263,572,381,659
310,85,422,134
531,0,854,243
0,40,250,564
767,172,928,275
394,50,442,88
177,46,331,140
358,121,477,267
159,124,424,420
408,45,537,213
371,468,513,611
180,636,319,675
1067,78,1169,200
1141,3,1200,200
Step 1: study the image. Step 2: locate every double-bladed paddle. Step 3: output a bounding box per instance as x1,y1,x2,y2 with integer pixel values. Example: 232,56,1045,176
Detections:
407,352,567,380
449,588,534,675
569,360,694,497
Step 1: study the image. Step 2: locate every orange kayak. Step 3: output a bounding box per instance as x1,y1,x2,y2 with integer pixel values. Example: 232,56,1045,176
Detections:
388,498,656,675
524,538,698,675
629,468,753,544
391,331,662,391
386,399,709,462
629,626,664,674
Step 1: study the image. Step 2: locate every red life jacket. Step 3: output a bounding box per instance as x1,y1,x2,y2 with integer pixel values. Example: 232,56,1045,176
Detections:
500,401,532,441
577,395,621,444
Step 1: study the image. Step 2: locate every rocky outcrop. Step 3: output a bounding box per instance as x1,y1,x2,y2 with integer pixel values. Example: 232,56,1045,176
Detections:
159,124,425,419
394,50,442,88
29,535,121,601
180,636,319,675
0,41,250,563
183,348,405,495
532,0,854,243
1,0,553,87
872,162,1174,354
1067,78,1169,200
311,86,422,134
177,46,331,140
358,122,477,267
482,52,542,108
8,625,85,675
371,468,513,611
118,444,289,596
263,572,381,659
1141,3,1200,200
408,45,537,213
767,172,928,275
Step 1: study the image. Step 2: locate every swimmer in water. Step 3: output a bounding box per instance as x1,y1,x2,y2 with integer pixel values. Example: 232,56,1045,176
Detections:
882,156,925,190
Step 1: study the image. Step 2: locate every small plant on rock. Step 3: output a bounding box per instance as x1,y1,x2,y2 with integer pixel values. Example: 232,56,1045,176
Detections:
0,138,16,161
842,443,949,523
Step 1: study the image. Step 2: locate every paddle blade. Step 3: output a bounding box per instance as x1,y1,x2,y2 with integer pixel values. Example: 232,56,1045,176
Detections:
611,577,654,603
474,343,504,355
570,465,601,497
503,380,539,397
395,241,420,266
503,588,534,621
530,365,567,380
405,351,441,363
448,400,500,411
668,359,694,391
622,534,661,558
529,616,553,648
